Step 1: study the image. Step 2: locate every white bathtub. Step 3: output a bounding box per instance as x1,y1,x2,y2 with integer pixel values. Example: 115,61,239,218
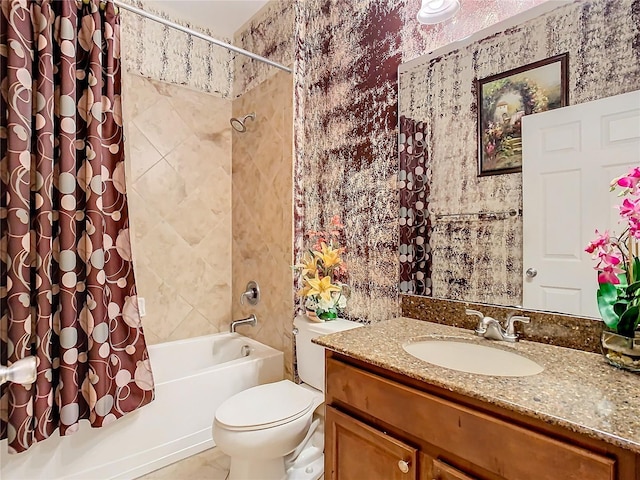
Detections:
0,333,284,480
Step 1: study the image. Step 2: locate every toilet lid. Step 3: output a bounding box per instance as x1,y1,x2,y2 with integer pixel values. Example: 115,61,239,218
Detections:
215,380,316,431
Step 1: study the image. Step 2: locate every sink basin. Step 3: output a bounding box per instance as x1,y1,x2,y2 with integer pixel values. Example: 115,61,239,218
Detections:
403,339,544,377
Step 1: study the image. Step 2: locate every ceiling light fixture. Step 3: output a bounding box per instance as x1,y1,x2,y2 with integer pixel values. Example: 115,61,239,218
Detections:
416,0,461,25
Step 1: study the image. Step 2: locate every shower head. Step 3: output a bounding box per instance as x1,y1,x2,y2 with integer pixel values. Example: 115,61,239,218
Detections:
230,112,256,133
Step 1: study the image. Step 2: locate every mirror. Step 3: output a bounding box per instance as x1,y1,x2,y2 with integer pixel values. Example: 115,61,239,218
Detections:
398,0,640,318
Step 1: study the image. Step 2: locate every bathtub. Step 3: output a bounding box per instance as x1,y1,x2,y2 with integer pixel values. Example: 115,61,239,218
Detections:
0,333,284,480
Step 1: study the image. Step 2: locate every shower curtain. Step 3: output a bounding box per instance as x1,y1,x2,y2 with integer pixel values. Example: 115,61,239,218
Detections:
398,115,432,296
1,0,154,453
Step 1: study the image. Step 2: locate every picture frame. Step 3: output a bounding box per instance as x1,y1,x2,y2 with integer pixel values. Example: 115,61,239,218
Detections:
476,53,569,176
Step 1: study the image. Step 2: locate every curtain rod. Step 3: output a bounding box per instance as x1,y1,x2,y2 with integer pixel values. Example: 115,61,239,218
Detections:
112,1,292,74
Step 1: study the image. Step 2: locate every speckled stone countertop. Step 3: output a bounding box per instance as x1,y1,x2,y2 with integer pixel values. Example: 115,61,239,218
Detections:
314,317,640,454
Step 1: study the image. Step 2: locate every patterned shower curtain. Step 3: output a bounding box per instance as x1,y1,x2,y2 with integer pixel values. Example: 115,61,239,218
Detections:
398,115,432,296
1,0,154,453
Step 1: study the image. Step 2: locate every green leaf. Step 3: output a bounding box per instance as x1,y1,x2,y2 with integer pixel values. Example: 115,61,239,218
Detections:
618,306,639,337
597,283,620,330
617,272,629,288
633,257,640,283
613,301,629,317
598,282,619,302
626,281,640,295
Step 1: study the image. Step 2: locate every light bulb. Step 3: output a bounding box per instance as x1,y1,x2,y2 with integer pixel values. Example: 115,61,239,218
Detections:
417,0,461,25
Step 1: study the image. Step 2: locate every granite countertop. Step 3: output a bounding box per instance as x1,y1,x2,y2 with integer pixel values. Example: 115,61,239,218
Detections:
314,317,640,454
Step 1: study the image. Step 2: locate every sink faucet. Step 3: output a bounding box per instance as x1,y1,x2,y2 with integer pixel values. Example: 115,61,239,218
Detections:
230,314,257,333
465,309,529,342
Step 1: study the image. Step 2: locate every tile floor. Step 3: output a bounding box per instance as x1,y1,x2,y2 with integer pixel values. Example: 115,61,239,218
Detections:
137,447,230,479
136,447,325,480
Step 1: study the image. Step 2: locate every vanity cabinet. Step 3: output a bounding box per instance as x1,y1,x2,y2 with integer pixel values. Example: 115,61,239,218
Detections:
325,352,640,480
326,406,418,480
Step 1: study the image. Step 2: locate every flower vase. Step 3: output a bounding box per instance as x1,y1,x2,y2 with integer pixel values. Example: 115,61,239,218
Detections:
600,331,640,373
305,308,338,322
319,311,338,321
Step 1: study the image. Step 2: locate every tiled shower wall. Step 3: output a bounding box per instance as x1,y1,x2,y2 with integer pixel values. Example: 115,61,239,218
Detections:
231,70,294,378
119,0,296,350
122,73,232,345
231,3,295,377
118,1,235,344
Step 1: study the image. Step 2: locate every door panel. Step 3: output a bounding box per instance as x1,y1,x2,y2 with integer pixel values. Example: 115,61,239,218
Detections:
522,89,640,316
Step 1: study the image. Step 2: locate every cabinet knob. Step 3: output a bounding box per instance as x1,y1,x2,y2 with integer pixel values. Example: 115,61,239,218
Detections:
398,460,410,474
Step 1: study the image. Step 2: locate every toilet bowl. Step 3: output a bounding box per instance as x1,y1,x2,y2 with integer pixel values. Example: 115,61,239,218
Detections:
213,316,361,480
214,380,322,480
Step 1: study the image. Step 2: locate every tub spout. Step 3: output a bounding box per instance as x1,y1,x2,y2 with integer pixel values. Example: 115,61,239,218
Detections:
230,314,257,333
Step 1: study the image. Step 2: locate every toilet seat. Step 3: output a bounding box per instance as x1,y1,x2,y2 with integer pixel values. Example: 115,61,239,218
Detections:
215,380,316,432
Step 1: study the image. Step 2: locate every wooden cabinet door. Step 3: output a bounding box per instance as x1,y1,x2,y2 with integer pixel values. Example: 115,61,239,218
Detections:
325,406,417,480
432,458,478,480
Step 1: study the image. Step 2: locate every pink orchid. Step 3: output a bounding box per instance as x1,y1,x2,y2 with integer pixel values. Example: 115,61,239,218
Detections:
598,263,625,284
596,252,622,268
618,197,640,218
614,167,640,191
585,229,612,255
629,217,640,239
595,249,624,285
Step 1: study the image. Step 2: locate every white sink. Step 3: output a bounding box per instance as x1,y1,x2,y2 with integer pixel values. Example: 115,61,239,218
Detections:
403,339,544,377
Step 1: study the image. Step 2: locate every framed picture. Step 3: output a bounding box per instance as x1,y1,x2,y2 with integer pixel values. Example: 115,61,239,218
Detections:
476,53,568,176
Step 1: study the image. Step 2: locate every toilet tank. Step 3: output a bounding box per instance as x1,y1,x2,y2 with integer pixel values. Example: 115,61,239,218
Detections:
293,314,362,391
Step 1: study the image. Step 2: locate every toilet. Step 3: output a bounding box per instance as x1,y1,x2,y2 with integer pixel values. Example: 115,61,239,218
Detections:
213,315,361,480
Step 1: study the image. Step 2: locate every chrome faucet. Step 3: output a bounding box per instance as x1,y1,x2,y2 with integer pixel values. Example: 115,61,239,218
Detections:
465,309,530,342
230,314,258,333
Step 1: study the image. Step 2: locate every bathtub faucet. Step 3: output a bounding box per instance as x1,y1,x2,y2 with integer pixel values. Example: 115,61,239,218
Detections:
230,314,258,333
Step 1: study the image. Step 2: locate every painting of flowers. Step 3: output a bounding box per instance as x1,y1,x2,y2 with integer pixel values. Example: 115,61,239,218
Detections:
477,53,568,176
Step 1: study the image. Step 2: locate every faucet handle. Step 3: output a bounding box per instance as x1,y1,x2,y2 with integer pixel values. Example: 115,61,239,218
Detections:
465,309,486,334
465,309,484,319
240,281,260,306
505,315,530,337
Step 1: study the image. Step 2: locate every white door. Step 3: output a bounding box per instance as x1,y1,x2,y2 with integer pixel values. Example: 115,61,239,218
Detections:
522,90,640,317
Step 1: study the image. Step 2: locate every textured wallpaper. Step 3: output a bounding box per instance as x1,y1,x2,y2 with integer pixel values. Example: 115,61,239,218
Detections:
292,0,569,322
400,0,640,305
233,1,295,97
119,0,233,97
294,0,405,323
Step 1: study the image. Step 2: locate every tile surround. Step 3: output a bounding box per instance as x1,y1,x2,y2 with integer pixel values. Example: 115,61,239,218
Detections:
123,72,232,344
231,69,295,379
